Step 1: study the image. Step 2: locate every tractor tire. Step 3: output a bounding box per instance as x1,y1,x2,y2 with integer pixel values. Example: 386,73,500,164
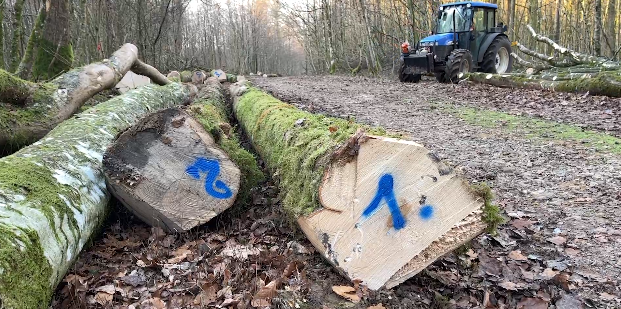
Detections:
481,36,513,74
398,60,422,83
435,72,447,83
445,49,473,84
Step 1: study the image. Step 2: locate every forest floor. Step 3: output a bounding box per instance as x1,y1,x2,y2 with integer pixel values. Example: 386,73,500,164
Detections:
53,76,621,309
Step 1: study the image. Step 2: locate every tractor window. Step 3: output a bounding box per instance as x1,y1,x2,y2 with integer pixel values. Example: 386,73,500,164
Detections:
473,9,486,32
486,10,495,29
436,6,472,33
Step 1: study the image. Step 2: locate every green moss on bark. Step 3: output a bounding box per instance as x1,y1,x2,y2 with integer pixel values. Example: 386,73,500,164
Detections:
0,225,53,309
469,183,504,234
32,38,74,81
226,74,237,83
234,88,366,218
180,71,192,83
15,6,47,79
188,94,263,207
0,69,35,104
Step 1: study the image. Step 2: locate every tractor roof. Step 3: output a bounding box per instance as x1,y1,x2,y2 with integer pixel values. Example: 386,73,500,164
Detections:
441,1,498,9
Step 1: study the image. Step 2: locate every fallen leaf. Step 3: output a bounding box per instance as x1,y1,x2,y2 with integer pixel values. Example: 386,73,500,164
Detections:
167,246,192,264
367,304,386,309
498,281,519,291
94,292,113,306
252,279,281,307
547,236,567,245
517,297,548,309
565,248,581,256
142,297,166,309
221,298,240,307
332,285,360,303
540,268,560,280
554,272,571,291
194,285,218,305
95,284,116,294
221,245,260,260
599,292,616,300
511,219,536,230
555,293,583,309
508,250,528,261
329,125,338,133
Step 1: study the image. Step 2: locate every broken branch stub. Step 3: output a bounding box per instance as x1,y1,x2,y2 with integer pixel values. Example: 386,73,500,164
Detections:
103,108,241,232
230,84,487,290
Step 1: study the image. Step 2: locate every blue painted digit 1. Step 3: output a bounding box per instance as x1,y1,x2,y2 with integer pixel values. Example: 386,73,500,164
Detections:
359,173,436,230
360,174,407,230
185,157,232,199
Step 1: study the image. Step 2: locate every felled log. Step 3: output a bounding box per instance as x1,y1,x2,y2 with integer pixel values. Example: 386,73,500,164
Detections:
0,83,192,308
230,84,495,290
192,70,207,84
469,25,621,97
0,43,170,154
212,69,227,82
103,108,240,232
468,71,621,97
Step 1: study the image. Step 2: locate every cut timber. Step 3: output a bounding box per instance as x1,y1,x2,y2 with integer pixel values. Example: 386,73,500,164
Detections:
0,43,171,153
103,108,241,232
231,85,487,290
212,69,227,82
192,70,207,84
0,83,192,308
115,71,151,93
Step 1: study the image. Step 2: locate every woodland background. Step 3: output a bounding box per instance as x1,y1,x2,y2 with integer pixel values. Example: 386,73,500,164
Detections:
0,0,619,79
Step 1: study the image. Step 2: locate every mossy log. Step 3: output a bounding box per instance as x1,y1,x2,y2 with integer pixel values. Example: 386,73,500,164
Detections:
467,71,621,97
230,83,489,290
0,82,192,308
0,43,171,154
103,79,262,232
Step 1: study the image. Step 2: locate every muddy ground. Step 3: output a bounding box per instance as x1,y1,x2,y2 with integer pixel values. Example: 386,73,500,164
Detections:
53,76,620,309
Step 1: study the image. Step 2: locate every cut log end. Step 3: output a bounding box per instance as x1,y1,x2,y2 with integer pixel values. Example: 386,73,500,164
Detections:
299,135,485,290
103,108,241,232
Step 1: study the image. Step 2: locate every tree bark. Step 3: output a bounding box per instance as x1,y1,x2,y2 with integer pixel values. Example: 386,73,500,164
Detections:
605,0,617,57
594,0,602,56
15,5,47,79
0,82,192,308
9,0,25,72
230,83,492,290
0,43,171,154
0,0,5,70
32,0,73,80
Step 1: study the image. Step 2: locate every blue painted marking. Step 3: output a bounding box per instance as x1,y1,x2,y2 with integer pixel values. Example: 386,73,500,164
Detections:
361,174,407,230
419,204,434,221
185,157,232,199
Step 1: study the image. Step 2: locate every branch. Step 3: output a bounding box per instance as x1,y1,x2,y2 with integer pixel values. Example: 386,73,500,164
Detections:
131,60,171,85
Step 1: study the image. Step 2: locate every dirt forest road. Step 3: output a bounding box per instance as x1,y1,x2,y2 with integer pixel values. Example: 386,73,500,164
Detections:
251,75,621,308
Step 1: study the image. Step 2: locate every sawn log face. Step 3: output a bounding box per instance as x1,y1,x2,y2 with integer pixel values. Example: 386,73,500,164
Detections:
103,108,240,232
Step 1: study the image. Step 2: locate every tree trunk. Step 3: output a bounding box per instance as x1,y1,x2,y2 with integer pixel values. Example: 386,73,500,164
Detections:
594,0,602,56
0,43,171,154
0,0,4,70
32,0,73,80
0,82,192,308
104,78,262,233
467,71,621,97
606,0,617,57
15,5,46,79
229,84,494,290
9,0,25,72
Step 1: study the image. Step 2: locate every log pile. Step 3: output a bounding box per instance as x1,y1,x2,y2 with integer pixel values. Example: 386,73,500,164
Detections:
0,82,193,307
468,25,621,97
229,82,497,290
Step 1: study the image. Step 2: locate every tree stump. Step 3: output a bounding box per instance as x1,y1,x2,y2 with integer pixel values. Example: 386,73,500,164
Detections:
231,85,489,290
103,108,240,232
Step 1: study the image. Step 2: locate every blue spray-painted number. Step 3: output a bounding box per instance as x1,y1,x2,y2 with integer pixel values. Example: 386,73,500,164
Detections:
186,157,232,199
361,174,407,230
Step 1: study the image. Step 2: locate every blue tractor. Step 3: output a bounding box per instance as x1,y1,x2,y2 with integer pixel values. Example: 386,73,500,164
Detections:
399,1,512,83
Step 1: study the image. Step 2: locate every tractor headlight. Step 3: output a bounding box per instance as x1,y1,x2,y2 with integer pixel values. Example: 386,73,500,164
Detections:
446,41,454,45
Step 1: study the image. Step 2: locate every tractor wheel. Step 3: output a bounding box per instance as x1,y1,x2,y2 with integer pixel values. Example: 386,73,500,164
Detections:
435,72,447,83
481,36,513,74
398,60,421,83
445,49,473,84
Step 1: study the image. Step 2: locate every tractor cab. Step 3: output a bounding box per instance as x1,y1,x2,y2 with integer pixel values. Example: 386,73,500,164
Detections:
399,1,512,83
